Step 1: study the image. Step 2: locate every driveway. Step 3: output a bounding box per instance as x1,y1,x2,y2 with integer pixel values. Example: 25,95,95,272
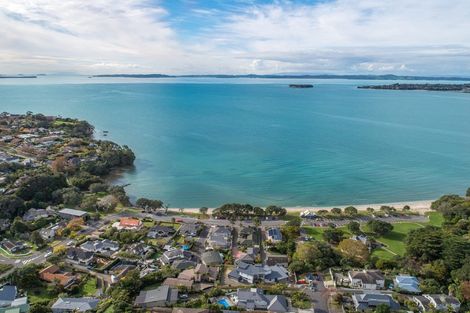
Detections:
304,275,330,313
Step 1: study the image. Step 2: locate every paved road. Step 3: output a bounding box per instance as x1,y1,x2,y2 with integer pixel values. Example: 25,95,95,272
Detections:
304,275,330,313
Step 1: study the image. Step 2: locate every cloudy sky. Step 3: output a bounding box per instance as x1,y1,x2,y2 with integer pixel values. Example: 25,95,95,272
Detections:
1,0,470,75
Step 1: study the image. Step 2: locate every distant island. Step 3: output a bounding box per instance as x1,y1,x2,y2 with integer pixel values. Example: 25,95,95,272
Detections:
92,73,470,81
358,83,470,92
0,74,37,79
289,84,313,88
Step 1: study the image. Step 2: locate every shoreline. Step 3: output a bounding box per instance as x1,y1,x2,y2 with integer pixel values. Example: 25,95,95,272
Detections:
166,199,435,214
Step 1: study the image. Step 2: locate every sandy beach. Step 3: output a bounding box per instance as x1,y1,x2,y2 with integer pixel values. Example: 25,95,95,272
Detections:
167,199,435,214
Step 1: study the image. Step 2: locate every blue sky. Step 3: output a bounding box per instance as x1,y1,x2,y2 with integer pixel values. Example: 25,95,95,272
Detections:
1,0,470,75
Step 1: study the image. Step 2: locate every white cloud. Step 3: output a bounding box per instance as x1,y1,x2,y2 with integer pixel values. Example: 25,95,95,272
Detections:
1,0,470,75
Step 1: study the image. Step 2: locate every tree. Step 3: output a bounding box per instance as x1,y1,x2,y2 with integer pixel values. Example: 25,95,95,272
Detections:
69,172,102,191
366,220,393,236
344,206,358,215
0,195,25,219
199,207,209,215
338,239,369,264
16,173,67,201
331,208,342,214
31,230,45,248
347,221,361,235
323,228,345,245
11,264,41,289
136,198,164,211
375,303,391,313
89,183,108,193
466,187,470,197
10,217,29,235
367,207,374,213
292,242,339,271
406,226,443,263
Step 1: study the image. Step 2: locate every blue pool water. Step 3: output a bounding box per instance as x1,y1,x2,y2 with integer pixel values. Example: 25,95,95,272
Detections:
2,76,470,207
217,298,230,308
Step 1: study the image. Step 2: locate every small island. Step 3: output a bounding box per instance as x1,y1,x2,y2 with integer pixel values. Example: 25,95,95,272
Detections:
358,83,470,92
289,84,313,88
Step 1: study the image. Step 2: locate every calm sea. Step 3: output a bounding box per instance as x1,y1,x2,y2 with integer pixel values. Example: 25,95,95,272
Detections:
1,76,470,207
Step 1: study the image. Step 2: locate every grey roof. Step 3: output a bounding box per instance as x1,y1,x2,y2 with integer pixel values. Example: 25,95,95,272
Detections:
427,294,461,306
395,275,421,293
148,225,176,238
0,285,17,304
51,297,99,312
350,270,385,284
267,295,289,313
229,262,288,283
179,223,201,236
353,293,400,310
236,288,288,312
80,239,119,252
172,260,197,270
58,208,88,217
134,285,178,306
67,247,94,261
201,251,223,266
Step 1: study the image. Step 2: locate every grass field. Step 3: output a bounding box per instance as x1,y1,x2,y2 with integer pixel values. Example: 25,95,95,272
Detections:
80,277,98,296
371,247,396,260
425,212,444,227
303,212,445,260
370,222,424,255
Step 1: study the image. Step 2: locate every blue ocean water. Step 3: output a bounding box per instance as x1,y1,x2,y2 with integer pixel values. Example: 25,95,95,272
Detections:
1,77,470,207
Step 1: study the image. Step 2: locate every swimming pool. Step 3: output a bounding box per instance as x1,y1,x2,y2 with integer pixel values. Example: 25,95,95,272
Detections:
217,298,230,309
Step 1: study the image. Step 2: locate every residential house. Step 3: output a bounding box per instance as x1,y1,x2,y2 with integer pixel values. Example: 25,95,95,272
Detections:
39,225,58,242
58,208,88,220
162,278,194,290
134,285,178,308
172,259,197,270
22,208,51,222
173,309,209,313
228,262,289,284
147,225,176,238
206,226,232,250
266,227,283,243
179,223,202,238
413,294,461,312
178,264,219,283
234,288,289,313
352,293,400,311
51,297,99,313
66,247,94,265
395,275,421,293
0,239,27,254
160,249,187,265
238,227,261,248
201,251,224,266
265,253,289,267
39,265,79,288
114,217,142,230
0,285,29,313
351,235,371,249
127,242,153,258
80,239,120,254
349,270,385,290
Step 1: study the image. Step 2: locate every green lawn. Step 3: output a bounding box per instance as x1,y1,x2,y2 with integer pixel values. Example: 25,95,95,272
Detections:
371,222,424,256
302,226,351,241
302,226,325,240
28,287,56,304
80,277,98,296
424,212,444,227
371,247,396,260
